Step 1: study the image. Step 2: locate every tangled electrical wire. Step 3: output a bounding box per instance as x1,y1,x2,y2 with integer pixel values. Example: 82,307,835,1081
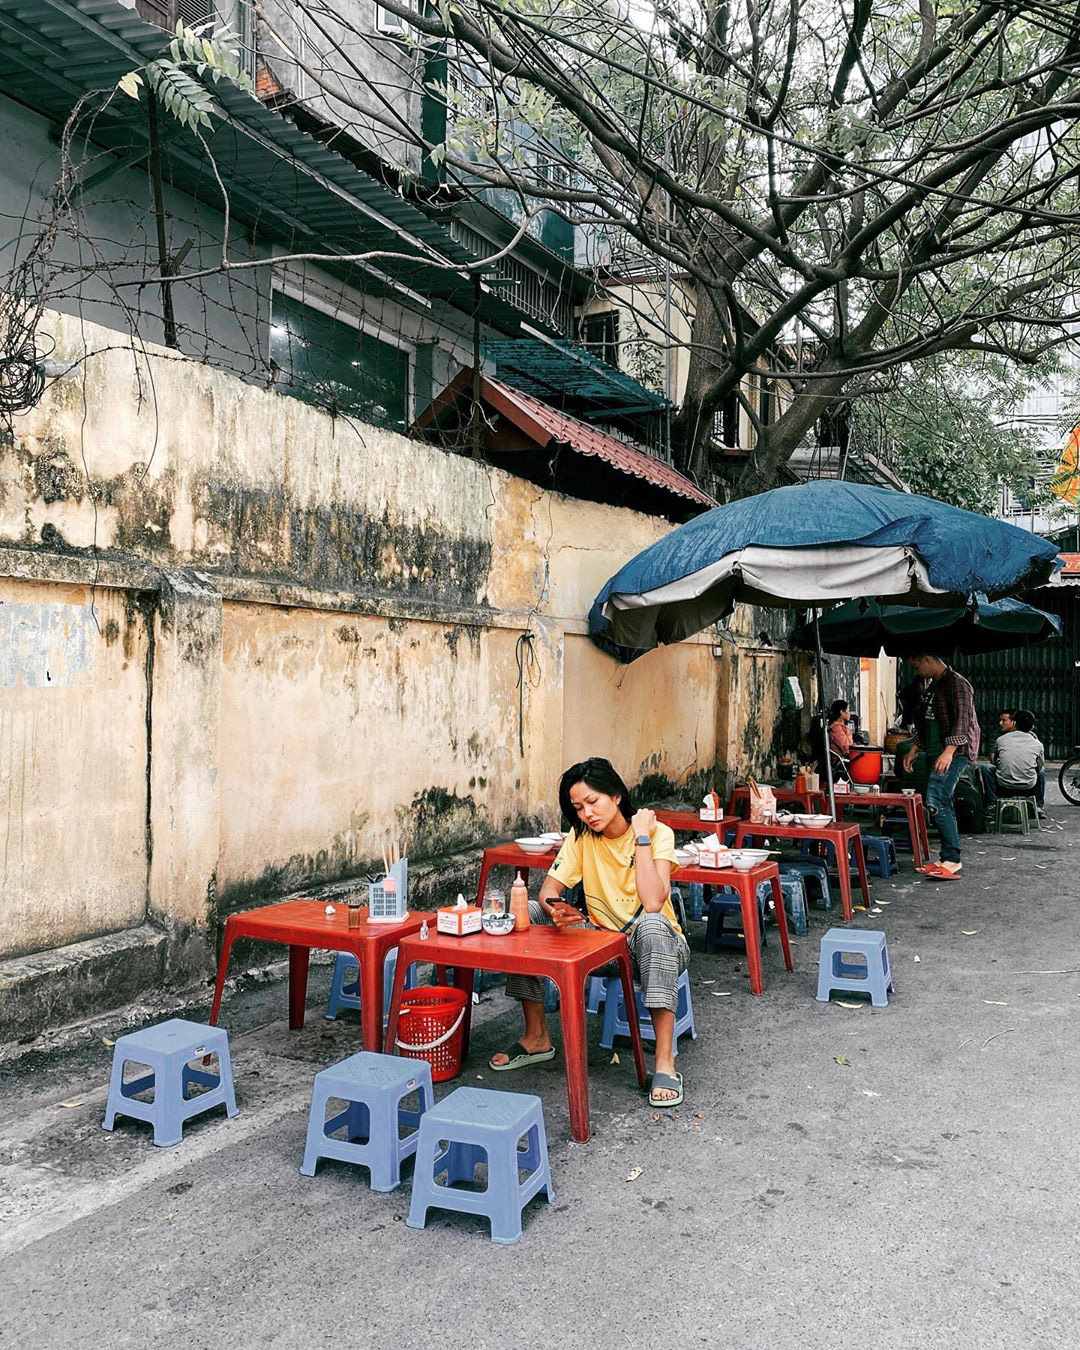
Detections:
0,337,46,418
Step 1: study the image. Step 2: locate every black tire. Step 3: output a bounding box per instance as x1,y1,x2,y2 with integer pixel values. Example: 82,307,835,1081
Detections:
1059,756,1080,807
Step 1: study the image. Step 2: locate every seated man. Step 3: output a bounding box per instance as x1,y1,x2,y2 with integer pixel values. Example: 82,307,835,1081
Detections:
979,709,1045,813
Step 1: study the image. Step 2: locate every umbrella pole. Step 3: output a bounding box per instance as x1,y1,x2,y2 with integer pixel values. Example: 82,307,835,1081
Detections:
814,609,837,820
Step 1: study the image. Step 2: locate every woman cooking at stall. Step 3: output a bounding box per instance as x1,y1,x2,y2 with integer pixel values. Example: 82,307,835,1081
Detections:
489,757,690,1108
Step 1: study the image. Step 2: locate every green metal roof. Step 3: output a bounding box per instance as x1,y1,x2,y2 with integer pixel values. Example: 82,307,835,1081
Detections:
0,0,527,330
485,338,669,419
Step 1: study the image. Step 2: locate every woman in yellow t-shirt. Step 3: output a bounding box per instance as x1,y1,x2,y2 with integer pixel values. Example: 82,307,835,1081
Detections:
489,757,691,1108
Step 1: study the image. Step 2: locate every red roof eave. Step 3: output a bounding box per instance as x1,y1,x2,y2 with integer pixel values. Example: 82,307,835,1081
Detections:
483,378,715,509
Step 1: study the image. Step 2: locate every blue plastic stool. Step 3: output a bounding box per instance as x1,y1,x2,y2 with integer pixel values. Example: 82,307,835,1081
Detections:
407,1086,554,1244
815,929,893,1008
779,861,832,911
301,1051,433,1190
763,874,808,937
587,969,696,1051
102,1018,238,1148
882,812,914,851
704,886,767,955
325,948,418,1023
859,836,899,878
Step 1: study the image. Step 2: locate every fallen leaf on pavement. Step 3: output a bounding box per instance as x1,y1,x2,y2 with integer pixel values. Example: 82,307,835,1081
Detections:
984,1000,1008,1006
700,978,716,985
834,1056,853,1067
610,1053,620,1065
961,930,977,936
876,900,891,906
101,1036,115,1047
712,991,733,997
861,1089,881,1097
869,908,883,915
835,1001,863,1009
57,1099,83,1109
626,1167,644,1182
914,955,922,963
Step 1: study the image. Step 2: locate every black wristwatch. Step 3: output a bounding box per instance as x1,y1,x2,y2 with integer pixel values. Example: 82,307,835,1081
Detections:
635,833,652,846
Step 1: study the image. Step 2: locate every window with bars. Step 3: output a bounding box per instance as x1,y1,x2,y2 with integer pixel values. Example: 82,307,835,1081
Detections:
535,150,572,191
713,391,740,447
578,311,620,367
136,0,216,30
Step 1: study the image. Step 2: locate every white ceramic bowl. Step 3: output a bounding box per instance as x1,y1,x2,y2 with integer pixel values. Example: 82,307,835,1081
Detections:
735,848,771,862
515,837,552,853
795,814,832,827
731,855,757,871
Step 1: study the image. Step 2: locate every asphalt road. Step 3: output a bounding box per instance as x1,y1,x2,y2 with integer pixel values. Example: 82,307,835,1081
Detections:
2,793,1078,1349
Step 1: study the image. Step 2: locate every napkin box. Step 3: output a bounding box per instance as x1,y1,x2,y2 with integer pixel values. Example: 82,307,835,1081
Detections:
696,848,733,869
436,904,482,936
698,807,725,822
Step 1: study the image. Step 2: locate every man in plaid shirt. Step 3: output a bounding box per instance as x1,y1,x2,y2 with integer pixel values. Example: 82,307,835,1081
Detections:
901,654,980,879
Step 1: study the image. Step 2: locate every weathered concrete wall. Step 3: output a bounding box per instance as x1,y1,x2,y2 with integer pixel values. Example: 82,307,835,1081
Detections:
0,578,149,959
0,309,797,1035
217,603,527,904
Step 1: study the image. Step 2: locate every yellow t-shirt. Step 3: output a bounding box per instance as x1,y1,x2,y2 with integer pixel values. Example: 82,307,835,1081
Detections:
548,823,681,934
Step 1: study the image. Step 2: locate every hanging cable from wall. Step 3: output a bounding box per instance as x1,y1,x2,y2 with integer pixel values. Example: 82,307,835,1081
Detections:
515,629,541,758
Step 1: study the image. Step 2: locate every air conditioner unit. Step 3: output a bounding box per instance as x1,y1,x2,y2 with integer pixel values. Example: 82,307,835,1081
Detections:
375,4,408,35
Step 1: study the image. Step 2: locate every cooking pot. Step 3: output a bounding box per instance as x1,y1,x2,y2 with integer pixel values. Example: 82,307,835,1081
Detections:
848,748,883,784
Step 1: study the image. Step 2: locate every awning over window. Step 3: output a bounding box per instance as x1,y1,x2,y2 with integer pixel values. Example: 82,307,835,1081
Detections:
415,370,715,519
485,338,669,420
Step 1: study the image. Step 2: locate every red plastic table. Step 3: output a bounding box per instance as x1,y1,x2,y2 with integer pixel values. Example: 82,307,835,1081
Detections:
474,841,559,903
385,926,647,1143
675,860,792,995
655,809,737,834
834,791,931,869
732,821,869,922
727,785,828,817
208,900,435,1052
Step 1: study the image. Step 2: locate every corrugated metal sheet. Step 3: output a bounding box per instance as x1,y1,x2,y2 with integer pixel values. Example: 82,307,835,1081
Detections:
486,337,668,418
0,0,527,328
958,587,1079,759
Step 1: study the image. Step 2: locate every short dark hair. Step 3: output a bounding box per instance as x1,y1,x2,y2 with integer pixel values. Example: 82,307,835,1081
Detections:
1014,710,1036,734
559,758,634,836
828,699,849,723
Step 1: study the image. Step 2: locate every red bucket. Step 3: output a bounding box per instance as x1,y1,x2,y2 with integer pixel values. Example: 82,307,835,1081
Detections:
394,986,468,1082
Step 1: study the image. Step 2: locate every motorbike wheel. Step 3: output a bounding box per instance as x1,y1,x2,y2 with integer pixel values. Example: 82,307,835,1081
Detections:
1059,755,1080,807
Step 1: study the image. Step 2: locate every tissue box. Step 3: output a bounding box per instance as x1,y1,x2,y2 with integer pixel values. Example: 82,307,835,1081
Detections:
436,904,483,937
699,807,725,821
696,848,733,869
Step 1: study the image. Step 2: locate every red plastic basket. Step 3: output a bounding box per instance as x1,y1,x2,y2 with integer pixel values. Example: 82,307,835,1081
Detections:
394,986,468,1082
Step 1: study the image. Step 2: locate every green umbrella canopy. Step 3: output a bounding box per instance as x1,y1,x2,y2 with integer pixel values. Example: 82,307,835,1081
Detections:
792,595,1061,658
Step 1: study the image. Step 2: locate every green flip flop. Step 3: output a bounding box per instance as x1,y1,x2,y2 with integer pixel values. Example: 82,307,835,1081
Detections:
488,1041,556,1072
649,1071,684,1108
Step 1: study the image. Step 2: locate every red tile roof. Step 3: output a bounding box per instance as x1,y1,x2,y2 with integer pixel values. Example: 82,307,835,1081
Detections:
482,378,716,509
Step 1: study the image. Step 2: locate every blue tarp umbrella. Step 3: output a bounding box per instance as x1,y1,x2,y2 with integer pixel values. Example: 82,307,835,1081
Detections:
589,481,1061,818
589,481,1060,658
